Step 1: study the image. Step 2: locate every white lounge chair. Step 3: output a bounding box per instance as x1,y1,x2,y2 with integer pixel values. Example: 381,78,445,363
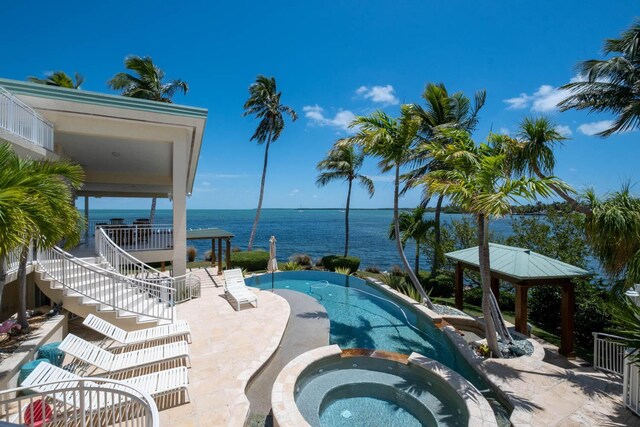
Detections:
223,269,258,311
83,314,192,345
22,362,189,403
59,334,190,374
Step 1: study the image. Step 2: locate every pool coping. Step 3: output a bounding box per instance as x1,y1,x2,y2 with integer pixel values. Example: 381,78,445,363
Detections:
271,344,498,427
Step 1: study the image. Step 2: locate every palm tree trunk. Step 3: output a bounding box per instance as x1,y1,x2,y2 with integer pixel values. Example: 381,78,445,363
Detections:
344,178,353,257
16,244,30,331
393,165,434,309
248,130,272,251
149,197,157,224
431,194,444,276
0,255,6,313
532,165,591,215
477,214,501,357
415,239,420,275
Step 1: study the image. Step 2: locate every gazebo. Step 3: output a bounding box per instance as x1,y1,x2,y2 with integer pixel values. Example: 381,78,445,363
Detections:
187,228,234,272
445,243,590,357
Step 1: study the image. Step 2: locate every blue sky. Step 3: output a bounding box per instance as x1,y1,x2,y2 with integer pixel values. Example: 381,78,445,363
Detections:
2,1,638,210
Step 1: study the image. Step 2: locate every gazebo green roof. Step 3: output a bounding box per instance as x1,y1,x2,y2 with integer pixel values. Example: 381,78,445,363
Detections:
187,228,234,239
445,243,590,282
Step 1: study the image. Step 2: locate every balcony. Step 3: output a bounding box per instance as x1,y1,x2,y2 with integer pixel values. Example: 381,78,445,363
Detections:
0,86,54,151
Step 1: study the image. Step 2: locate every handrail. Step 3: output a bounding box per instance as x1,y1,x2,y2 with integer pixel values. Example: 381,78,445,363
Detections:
592,331,626,375
37,246,174,322
0,86,54,151
96,227,200,304
0,377,159,427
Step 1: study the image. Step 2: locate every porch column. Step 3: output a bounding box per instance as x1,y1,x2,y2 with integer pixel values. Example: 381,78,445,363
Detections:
559,283,576,358
455,262,464,310
211,239,216,267
226,238,231,270
84,196,89,242
491,277,500,305
515,284,529,336
218,238,223,273
172,140,188,277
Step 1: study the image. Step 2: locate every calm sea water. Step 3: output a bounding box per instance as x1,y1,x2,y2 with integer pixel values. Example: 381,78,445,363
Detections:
85,209,514,270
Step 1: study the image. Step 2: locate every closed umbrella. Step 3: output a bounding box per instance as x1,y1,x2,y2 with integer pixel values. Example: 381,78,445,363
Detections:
268,236,277,291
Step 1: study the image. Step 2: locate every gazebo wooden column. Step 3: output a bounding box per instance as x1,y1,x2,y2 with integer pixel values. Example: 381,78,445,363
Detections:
225,238,231,269
211,239,216,267
514,284,529,336
559,283,576,358
217,238,223,272
455,262,464,309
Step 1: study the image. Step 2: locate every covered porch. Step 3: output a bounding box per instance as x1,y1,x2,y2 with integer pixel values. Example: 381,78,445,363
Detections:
446,243,590,358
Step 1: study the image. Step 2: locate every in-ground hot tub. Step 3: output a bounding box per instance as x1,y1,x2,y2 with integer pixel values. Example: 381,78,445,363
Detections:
272,345,497,427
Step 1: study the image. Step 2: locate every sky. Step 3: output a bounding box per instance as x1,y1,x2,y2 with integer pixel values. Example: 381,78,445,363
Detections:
2,1,639,210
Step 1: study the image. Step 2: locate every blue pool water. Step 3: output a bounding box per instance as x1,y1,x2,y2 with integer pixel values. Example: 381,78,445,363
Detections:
246,271,482,387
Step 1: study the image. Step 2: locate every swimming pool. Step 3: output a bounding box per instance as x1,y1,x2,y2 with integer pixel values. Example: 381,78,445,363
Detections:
246,271,510,424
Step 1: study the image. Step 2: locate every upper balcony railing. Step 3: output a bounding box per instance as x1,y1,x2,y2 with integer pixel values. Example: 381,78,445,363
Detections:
0,86,54,151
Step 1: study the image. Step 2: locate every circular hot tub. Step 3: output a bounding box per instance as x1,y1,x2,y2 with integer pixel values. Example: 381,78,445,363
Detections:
271,345,497,427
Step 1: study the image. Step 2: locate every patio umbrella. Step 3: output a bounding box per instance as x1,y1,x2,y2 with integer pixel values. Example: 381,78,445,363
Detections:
268,236,278,291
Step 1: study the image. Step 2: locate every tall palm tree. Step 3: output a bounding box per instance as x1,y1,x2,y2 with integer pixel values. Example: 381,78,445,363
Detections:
351,106,434,309
388,206,435,274
0,143,84,330
108,55,189,225
28,71,84,89
558,19,640,136
407,83,486,275
421,129,568,356
243,75,297,251
316,139,374,257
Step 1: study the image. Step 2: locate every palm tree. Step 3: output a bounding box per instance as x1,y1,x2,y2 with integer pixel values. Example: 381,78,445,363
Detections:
316,139,374,257
108,55,189,225
0,143,84,330
421,129,568,356
558,19,640,136
407,83,486,276
388,206,435,274
351,106,434,309
28,71,84,89
243,75,297,251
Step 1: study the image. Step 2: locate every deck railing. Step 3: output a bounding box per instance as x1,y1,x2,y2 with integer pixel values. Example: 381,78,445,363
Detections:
0,377,159,427
625,354,640,416
3,242,34,276
96,223,173,252
96,227,200,304
0,86,54,151
593,332,626,375
37,246,175,322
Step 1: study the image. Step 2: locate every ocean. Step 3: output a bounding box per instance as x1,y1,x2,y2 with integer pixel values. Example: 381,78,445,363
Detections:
85,209,516,271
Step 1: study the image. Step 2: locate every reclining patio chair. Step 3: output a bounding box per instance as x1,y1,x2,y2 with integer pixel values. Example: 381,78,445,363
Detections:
83,314,191,345
59,334,190,374
222,269,258,311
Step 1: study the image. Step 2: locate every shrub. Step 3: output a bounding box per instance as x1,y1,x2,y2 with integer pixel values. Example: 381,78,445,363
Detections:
204,250,213,261
280,261,303,271
230,250,270,272
426,273,455,298
321,255,360,272
380,273,421,302
334,266,352,275
390,265,405,276
464,286,515,311
232,246,242,253
365,265,381,274
290,253,312,266
186,246,197,262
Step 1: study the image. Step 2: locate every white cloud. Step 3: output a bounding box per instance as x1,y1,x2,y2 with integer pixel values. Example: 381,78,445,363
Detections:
303,105,356,132
556,125,572,137
355,85,399,105
499,127,511,135
504,84,571,112
368,175,395,183
289,188,300,197
503,94,532,110
577,120,614,136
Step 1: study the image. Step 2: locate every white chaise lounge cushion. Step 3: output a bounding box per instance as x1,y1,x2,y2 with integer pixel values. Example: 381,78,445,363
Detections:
223,269,258,311
83,314,191,345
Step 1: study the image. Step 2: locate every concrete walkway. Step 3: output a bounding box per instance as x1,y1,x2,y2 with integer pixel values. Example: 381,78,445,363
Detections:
245,289,330,423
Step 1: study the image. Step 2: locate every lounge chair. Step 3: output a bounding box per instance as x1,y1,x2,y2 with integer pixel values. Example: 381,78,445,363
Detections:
22,361,189,403
83,314,192,345
59,334,190,374
223,269,258,311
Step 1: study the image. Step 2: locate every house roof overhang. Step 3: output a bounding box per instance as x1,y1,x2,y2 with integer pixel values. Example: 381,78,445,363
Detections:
0,78,208,198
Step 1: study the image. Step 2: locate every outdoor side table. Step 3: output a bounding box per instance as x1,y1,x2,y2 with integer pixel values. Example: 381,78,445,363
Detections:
18,359,49,386
37,342,64,367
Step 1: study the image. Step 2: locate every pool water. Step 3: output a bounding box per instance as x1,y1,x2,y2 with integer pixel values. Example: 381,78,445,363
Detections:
320,396,422,427
246,271,510,424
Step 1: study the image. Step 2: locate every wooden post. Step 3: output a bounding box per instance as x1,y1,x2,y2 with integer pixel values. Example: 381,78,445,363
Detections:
161,261,166,272
455,262,464,310
559,283,576,358
226,238,231,270
218,238,223,273
211,239,215,267
491,277,500,305
515,285,529,336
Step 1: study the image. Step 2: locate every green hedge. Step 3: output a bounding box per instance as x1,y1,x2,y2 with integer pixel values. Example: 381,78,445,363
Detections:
464,286,515,311
321,255,361,273
229,250,270,272
417,271,455,298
